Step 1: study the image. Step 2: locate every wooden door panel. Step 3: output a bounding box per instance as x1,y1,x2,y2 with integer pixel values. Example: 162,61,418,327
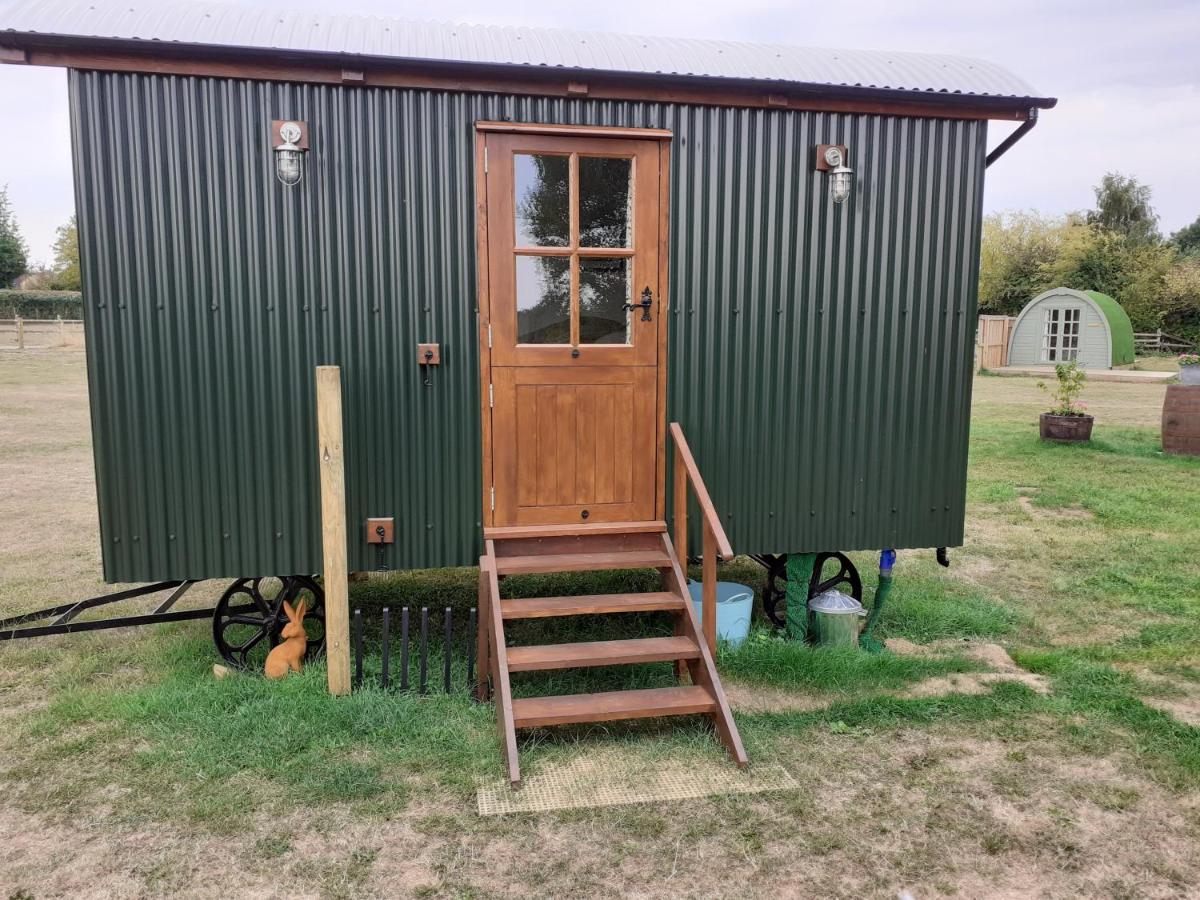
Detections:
480,128,667,528
494,367,656,524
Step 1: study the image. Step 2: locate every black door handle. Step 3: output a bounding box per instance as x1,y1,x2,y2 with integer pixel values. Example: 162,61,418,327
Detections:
624,287,654,322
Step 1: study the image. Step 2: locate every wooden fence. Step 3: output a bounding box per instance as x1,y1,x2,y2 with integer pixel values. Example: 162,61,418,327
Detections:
1134,330,1196,354
975,315,1015,371
0,317,85,350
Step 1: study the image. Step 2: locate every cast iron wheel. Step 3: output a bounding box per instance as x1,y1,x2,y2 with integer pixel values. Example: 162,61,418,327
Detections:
760,552,863,628
212,575,326,670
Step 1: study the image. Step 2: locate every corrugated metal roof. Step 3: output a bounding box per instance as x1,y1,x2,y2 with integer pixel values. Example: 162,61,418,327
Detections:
0,0,1050,103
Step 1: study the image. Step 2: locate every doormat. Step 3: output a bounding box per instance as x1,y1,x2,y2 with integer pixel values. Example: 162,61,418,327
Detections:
476,756,798,816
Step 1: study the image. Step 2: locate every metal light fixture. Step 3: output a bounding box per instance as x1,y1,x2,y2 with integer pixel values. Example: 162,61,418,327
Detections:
272,119,308,187
817,144,853,204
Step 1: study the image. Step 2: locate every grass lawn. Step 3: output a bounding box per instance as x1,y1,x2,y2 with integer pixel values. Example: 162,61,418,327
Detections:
2,350,1199,898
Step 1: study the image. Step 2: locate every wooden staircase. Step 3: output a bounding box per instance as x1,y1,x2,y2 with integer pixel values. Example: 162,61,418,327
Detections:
476,426,748,789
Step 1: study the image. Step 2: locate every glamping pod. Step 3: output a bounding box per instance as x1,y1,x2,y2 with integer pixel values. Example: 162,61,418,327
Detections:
1008,287,1135,369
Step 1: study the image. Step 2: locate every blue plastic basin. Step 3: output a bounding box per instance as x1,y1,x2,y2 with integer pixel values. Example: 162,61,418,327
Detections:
687,580,754,648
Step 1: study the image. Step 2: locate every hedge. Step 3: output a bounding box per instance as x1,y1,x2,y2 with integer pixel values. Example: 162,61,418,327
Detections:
0,290,84,320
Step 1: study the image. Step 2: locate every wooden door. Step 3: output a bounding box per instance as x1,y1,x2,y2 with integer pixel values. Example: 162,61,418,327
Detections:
478,127,667,526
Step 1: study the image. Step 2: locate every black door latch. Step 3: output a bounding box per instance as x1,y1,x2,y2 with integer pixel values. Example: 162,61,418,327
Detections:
624,287,654,322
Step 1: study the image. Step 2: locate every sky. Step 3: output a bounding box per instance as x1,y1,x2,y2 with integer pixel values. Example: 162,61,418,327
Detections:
0,0,1197,265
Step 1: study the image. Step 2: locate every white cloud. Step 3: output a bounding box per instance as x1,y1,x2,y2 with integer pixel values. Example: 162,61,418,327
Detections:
0,66,72,266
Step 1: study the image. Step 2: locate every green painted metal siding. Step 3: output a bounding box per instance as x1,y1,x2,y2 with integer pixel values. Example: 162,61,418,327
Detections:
69,69,987,582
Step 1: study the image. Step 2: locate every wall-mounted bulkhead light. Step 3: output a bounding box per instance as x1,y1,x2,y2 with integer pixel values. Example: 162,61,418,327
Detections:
816,143,853,204
271,119,309,187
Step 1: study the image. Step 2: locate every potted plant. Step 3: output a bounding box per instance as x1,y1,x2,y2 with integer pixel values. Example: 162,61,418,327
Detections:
1179,352,1200,386
1038,361,1093,442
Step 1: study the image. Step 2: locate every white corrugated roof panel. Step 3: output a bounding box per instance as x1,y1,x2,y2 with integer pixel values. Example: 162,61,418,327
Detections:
0,0,1050,102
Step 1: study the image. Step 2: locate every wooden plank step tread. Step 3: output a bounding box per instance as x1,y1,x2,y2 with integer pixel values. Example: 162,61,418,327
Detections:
506,636,700,672
485,520,667,541
494,549,671,576
501,592,685,619
513,685,717,728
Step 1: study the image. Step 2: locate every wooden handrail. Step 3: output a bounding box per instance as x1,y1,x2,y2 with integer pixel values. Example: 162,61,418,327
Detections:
669,422,733,656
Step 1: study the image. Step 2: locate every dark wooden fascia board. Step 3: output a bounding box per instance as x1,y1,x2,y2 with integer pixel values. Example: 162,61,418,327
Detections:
475,121,673,140
5,37,1050,122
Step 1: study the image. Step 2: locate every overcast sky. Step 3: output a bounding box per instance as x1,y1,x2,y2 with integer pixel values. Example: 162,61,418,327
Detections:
1,0,1197,264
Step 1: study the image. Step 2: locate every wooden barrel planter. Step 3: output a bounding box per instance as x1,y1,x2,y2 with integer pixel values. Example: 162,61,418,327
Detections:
1162,385,1200,457
1040,413,1094,443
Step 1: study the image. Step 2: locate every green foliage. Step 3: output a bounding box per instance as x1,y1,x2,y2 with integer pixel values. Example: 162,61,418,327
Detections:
1036,224,1131,298
1036,361,1087,416
0,185,28,288
981,175,1200,342
49,215,81,291
1086,171,1161,246
1159,259,1200,339
0,289,84,319
1171,214,1200,258
978,211,1072,315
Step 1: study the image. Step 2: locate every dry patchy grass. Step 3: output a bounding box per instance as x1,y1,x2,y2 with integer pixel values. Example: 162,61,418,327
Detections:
3,351,1200,899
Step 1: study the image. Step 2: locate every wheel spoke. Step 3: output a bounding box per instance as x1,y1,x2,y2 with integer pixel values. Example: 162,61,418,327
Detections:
226,614,270,627
236,627,270,654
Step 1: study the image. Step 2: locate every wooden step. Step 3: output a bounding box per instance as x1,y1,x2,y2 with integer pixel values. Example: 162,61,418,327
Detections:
506,636,700,672
501,592,685,620
484,520,667,541
494,548,672,576
512,685,717,728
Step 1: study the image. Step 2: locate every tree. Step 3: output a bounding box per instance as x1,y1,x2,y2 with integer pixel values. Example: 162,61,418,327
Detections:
0,185,28,287
978,211,1073,316
1159,258,1200,338
1086,172,1160,245
1170,215,1200,258
49,215,81,291
1038,224,1130,300
1035,222,1176,332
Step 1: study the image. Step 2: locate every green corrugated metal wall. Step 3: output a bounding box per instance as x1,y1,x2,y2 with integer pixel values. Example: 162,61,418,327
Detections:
68,69,986,583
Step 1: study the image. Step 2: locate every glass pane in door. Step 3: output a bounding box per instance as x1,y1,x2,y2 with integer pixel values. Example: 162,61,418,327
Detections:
579,257,631,344
579,156,633,247
514,154,569,247
516,256,571,344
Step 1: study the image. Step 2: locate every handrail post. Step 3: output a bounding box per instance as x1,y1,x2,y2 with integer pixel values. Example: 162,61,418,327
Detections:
702,521,717,656
673,442,687,565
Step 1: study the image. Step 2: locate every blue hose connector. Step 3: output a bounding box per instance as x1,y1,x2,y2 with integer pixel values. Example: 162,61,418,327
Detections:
879,548,896,576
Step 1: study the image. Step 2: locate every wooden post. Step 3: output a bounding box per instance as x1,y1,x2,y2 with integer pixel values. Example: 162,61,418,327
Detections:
673,443,687,564
702,522,717,656
316,365,351,696
475,562,491,701
16,316,24,351
57,315,65,347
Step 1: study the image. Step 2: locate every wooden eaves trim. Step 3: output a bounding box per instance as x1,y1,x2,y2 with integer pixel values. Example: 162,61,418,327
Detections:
475,121,673,140
4,44,1037,122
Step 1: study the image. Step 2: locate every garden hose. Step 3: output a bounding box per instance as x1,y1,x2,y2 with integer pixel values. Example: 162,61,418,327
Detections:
859,548,896,653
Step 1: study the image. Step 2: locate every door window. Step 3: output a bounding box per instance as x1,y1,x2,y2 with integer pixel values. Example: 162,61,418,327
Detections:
512,152,635,348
